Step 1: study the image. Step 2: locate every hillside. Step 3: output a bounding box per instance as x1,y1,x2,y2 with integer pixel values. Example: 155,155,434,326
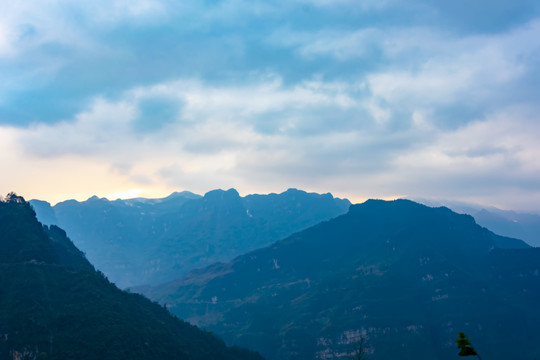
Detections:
415,198,540,247
30,189,350,288
0,193,263,360
144,199,539,360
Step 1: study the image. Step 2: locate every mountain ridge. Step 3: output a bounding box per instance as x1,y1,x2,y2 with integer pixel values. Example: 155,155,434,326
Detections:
0,193,263,360
29,188,350,288
143,199,538,360
414,198,540,247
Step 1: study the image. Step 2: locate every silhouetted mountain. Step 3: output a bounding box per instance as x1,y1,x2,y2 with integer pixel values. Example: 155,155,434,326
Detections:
30,189,350,288
415,198,540,247
0,194,263,360
144,199,539,360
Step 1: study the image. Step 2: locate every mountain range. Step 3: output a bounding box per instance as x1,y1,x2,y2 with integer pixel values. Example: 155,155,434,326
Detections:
141,199,539,360
415,198,540,247
0,193,263,360
30,189,350,288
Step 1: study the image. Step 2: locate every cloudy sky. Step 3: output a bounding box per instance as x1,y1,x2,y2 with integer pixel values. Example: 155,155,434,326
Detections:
1,0,540,211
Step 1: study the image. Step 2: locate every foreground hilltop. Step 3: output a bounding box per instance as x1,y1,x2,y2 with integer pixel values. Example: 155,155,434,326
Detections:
0,193,263,360
146,199,539,360
30,188,350,287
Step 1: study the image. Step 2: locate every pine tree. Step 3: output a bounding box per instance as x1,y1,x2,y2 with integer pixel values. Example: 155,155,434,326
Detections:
456,332,482,359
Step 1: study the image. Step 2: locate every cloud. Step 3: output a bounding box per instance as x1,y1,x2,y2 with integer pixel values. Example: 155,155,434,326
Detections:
133,96,183,133
297,0,393,11
368,20,540,102
0,73,404,201
0,0,167,123
270,19,540,133
1,0,540,211
16,74,363,155
20,98,136,157
384,105,540,206
0,75,360,192
274,28,380,61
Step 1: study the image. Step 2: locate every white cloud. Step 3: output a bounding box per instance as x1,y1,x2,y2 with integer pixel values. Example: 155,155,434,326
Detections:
274,19,540,113
0,22,15,57
21,98,137,157
0,0,168,61
297,0,393,10
275,19,540,135
292,28,379,60
1,75,367,202
366,24,537,107
128,76,360,135
385,105,540,208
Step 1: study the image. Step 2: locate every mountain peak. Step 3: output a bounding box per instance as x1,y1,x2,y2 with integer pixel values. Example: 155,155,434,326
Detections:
87,195,105,202
165,190,201,200
284,187,302,193
0,195,92,270
203,188,240,200
351,198,472,222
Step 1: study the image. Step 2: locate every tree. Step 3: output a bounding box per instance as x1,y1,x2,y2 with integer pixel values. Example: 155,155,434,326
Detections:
350,336,368,360
456,332,482,360
5,192,25,204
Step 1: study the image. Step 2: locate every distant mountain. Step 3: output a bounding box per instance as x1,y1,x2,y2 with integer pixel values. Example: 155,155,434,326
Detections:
0,193,263,360
143,199,539,360
415,199,540,247
30,189,350,288
26,199,59,227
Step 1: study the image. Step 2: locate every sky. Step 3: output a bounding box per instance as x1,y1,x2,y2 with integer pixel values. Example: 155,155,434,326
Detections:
1,0,540,211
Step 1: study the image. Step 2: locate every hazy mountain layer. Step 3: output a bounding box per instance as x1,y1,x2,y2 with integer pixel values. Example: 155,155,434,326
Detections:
0,194,263,360
459,208,540,247
30,189,350,288
416,198,540,247
144,200,538,360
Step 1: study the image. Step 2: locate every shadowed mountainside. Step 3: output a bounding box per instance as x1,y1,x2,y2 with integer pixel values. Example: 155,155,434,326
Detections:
143,199,538,360
0,194,263,360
